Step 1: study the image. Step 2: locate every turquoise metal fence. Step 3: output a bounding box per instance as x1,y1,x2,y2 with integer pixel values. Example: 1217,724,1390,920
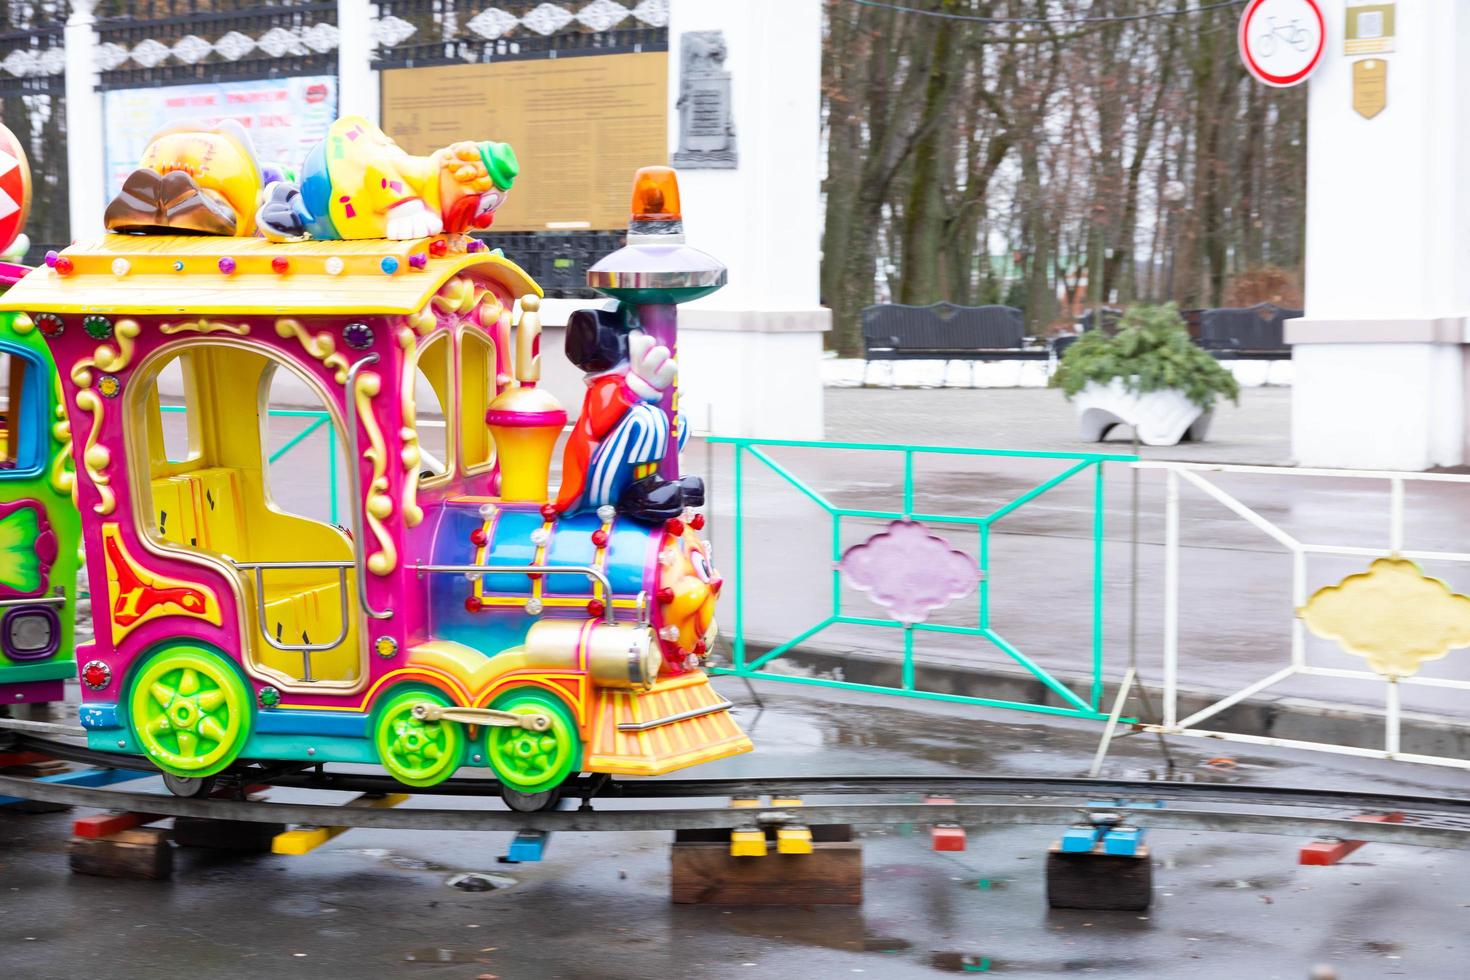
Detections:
707,437,1135,722
161,405,339,524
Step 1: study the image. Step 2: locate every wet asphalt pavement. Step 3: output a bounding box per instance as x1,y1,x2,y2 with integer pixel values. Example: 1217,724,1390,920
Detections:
5,681,1470,980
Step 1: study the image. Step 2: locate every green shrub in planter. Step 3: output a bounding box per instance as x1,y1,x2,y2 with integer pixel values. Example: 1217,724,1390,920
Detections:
1051,303,1240,410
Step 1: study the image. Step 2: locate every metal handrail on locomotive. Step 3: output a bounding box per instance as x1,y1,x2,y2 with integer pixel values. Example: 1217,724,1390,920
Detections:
0,116,748,810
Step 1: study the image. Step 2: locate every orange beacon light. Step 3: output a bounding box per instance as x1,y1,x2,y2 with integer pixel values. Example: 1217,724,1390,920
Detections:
630,166,681,223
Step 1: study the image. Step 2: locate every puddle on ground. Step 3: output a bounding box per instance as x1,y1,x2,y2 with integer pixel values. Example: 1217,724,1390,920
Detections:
1362,940,1402,954
338,847,455,873
446,872,518,892
401,947,493,965
931,952,997,972
932,952,1162,974
1209,873,1292,890
970,877,1011,890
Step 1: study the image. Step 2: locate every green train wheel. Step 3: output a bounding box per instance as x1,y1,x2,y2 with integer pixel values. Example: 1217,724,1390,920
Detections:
374,689,465,788
128,646,250,778
486,689,581,797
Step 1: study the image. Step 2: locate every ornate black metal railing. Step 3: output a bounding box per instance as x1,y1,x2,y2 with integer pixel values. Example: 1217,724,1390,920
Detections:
486,229,625,298
93,0,339,90
373,0,667,69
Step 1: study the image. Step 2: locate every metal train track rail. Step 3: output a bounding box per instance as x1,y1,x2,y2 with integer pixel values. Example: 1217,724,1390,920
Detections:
4,721,1470,848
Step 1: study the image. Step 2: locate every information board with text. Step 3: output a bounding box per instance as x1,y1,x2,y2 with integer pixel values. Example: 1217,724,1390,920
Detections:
381,52,668,232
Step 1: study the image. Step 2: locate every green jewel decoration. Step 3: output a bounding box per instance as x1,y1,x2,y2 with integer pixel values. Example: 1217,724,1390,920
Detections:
83,315,114,340
257,686,281,709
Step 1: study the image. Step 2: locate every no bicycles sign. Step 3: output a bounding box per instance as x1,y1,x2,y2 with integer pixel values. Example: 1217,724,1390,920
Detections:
1238,0,1326,87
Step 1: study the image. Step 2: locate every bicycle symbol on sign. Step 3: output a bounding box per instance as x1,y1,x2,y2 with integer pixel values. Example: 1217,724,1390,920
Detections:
1258,17,1311,57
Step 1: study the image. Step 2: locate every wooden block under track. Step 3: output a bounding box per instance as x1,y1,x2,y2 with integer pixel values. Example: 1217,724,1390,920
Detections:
1045,844,1153,911
68,827,174,880
173,817,286,852
671,825,862,906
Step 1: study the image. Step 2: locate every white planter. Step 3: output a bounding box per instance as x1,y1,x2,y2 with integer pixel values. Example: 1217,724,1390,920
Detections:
1073,379,1213,447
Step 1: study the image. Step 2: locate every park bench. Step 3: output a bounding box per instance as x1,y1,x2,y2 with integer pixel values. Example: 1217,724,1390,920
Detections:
861,302,1049,360
1196,302,1299,359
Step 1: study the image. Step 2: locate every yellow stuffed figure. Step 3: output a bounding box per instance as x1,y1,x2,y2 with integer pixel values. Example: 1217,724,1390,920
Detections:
256,116,519,241
103,115,518,242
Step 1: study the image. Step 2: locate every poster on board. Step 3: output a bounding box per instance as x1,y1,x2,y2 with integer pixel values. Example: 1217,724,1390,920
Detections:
381,52,668,232
102,76,338,198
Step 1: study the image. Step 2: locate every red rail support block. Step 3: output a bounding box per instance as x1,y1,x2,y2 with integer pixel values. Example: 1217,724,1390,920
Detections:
0,751,54,769
925,795,966,851
72,811,165,839
1299,812,1405,866
931,825,967,851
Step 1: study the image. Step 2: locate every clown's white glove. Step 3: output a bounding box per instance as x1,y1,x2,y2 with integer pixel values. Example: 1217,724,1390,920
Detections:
625,330,676,403
385,198,444,240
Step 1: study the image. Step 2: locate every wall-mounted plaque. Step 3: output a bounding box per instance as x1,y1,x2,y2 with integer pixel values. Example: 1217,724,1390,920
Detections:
672,30,737,170
1353,58,1387,119
1345,2,1395,55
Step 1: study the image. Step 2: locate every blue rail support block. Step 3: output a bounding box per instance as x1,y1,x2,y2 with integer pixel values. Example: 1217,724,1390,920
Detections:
1103,826,1146,856
1086,799,1166,810
505,829,550,863
1059,826,1100,854
0,767,153,806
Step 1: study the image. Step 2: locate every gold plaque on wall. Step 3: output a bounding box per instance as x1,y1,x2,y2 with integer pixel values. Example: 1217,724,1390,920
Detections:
1345,3,1395,56
381,53,669,232
1352,59,1387,119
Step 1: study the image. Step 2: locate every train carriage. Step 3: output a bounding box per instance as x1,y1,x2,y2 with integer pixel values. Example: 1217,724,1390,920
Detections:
0,123,750,807
0,261,81,707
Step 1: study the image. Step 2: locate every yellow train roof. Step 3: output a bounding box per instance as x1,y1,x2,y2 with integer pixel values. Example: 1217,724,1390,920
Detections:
0,234,541,316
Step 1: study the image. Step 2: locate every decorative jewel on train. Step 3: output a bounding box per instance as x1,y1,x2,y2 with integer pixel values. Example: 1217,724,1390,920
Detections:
81,660,111,691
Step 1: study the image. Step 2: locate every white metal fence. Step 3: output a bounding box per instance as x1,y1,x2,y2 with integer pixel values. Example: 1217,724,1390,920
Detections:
1128,461,1470,770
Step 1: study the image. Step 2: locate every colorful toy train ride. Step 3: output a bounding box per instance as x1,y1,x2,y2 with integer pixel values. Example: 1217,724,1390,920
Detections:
0,116,750,809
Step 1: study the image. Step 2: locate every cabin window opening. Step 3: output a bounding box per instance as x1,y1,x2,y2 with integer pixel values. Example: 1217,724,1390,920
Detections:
460,328,497,473
260,363,354,531
416,333,452,484
156,355,199,464
0,348,44,476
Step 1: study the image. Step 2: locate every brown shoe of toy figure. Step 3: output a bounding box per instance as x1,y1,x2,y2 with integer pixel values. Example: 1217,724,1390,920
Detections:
158,170,236,235
104,168,237,235
104,169,167,232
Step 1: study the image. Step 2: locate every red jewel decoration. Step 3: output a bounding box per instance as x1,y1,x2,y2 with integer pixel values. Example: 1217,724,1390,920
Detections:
690,514,706,531
53,255,73,276
470,528,488,547
81,660,111,690
429,239,448,257
657,587,675,603
587,599,606,618
591,529,609,547
464,595,483,613
540,504,558,521
35,313,64,337
665,518,684,536
272,256,290,274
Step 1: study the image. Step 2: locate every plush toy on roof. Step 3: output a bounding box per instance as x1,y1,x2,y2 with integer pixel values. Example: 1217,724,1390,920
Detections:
104,115,519,241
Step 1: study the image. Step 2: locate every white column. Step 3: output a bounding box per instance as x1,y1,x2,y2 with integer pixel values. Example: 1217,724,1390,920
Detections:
1289,1,1470,469
64,0,106,242
337,0,380,123
668,0,829,440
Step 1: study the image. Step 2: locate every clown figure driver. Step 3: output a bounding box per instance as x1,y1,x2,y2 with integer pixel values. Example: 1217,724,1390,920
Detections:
555,307,705,524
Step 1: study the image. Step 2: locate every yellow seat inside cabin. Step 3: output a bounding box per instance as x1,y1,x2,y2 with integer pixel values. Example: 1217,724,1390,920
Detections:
141,345,358,685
